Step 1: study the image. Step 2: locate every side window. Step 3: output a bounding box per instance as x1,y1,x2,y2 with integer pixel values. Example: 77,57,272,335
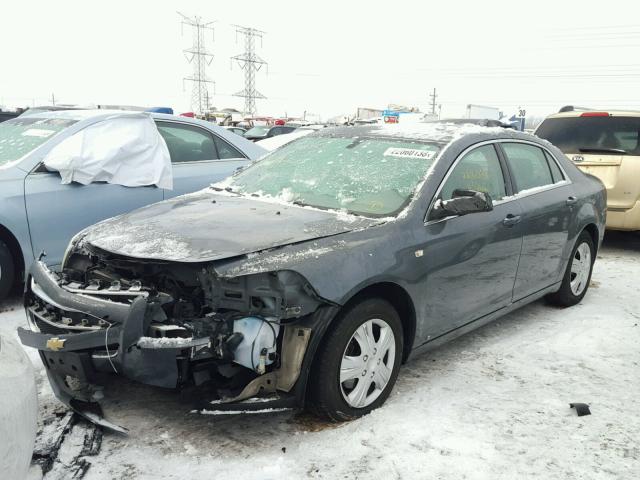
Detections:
212,135,245,159
155,122,218,163
544,151,565,183
440,144,507,202
502,143,553,192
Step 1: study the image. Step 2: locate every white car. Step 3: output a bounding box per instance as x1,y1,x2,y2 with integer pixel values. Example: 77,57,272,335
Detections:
0,333,37,480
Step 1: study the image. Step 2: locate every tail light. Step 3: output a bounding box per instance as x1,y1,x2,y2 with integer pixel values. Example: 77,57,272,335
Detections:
580,112,610,117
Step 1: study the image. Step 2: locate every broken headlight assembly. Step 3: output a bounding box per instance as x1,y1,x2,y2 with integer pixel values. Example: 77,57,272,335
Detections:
21,253,323,417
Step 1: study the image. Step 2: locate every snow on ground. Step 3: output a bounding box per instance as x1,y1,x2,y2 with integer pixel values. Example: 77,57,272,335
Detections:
1,231,639,479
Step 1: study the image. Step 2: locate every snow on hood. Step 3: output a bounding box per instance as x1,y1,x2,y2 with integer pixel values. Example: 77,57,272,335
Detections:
82,189,380,262
43,114,172,189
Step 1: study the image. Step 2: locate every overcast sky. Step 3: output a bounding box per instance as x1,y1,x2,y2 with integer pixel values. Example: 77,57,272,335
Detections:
2,0,639,120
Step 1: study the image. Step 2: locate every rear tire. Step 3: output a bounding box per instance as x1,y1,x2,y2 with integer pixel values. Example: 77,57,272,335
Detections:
308,298,403,422
0,240,15,301
546,231,595,307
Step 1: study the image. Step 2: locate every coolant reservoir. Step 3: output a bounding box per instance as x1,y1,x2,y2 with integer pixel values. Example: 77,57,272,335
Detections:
232,317,280,372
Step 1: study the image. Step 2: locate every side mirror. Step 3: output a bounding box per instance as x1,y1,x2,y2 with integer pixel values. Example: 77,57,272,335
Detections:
429,189,493,221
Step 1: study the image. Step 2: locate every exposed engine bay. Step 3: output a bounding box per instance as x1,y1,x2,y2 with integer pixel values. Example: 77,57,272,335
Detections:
19,243,330,431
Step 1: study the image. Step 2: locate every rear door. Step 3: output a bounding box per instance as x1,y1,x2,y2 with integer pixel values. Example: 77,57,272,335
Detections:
422,143,524,335
155,121,249,199
24,169,162,267
499,141,575,300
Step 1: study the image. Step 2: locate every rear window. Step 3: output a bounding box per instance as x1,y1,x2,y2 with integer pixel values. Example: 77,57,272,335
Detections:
502,143,554,192
536,116,640,155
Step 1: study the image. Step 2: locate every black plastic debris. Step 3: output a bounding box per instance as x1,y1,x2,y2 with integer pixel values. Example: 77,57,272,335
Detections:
32,411,103,479
570,403,591,416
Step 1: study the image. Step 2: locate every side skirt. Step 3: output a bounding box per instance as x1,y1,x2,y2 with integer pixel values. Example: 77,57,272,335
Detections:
406,281,562,361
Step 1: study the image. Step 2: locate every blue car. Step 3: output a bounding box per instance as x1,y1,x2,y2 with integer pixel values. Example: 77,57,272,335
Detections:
0,109,265,299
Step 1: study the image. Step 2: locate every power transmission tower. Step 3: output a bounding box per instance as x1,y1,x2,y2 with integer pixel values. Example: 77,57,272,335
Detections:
430,88,438,115
231,25,267,116
178,12,215,114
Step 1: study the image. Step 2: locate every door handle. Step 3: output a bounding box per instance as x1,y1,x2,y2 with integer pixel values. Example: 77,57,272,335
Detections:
566,196,578,206
502,214,521,227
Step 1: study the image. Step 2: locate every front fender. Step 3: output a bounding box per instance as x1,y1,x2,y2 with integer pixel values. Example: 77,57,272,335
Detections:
212,223,405,305
0,174,33,273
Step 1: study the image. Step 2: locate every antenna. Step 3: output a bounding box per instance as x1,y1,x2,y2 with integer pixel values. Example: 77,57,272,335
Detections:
231,25,268,116
178,12,215,114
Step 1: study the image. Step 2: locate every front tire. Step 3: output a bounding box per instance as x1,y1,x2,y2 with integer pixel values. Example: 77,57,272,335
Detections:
308,298,403,421
546,231,595,307
0,240,15,301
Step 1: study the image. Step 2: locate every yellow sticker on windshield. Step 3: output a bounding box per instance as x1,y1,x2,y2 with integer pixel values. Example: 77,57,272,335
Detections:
383,147,436,160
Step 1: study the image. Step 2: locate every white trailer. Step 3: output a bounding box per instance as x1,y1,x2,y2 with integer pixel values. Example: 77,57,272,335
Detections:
466,104,500,120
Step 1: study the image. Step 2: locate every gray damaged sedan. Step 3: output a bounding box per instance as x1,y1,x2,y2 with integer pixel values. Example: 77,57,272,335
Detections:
18,124,606,430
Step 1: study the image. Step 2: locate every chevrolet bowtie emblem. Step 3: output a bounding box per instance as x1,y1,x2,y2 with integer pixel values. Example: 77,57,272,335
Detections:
46,337,66,351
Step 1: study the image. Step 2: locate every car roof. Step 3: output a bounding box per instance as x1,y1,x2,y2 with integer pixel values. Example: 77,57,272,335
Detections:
22,109,144,121
312,122,516,145
20,109,236,129
546,109,640,119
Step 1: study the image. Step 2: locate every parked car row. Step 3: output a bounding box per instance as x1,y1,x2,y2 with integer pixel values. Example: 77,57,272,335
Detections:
15,121,605,431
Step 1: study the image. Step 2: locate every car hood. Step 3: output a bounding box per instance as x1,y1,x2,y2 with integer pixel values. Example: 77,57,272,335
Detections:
82,190,381,262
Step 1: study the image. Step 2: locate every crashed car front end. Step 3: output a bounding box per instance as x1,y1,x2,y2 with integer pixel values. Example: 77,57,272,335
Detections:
19,242,335,431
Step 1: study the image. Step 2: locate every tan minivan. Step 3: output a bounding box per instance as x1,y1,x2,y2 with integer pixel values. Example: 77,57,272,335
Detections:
536,107,640,230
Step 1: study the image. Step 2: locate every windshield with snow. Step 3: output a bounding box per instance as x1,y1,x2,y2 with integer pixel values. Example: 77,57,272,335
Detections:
0,117,76,166
225,135,440,217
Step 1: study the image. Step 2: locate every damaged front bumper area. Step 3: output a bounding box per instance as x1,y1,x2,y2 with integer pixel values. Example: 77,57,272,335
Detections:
19,260,327,432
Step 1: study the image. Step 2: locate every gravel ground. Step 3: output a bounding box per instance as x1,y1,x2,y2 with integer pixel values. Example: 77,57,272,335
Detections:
1,231,639,480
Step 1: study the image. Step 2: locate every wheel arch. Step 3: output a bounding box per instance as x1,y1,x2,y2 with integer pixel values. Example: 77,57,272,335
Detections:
583,223,600,254
0,223,25,285
338,281,417,362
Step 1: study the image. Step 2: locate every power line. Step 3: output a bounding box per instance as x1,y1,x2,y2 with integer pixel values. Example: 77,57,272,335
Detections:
429,88,437,115
231,25,267,116
178,12,215,114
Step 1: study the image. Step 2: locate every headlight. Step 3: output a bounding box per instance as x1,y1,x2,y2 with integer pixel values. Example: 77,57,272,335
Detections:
61,229,89,269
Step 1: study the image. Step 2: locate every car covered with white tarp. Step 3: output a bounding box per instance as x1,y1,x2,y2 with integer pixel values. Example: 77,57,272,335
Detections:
0,109,266,300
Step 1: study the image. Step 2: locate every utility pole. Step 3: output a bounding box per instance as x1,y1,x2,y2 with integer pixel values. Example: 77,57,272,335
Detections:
429,88,438,115
50,93,56,106
178,12,215,115
231,25,267,116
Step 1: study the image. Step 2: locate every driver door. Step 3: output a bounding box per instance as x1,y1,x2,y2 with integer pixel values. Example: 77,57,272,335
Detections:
420,143,524,337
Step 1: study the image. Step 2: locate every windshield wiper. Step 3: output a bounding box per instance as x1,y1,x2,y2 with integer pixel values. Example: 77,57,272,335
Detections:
578,147,627,155
210,185,241,195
